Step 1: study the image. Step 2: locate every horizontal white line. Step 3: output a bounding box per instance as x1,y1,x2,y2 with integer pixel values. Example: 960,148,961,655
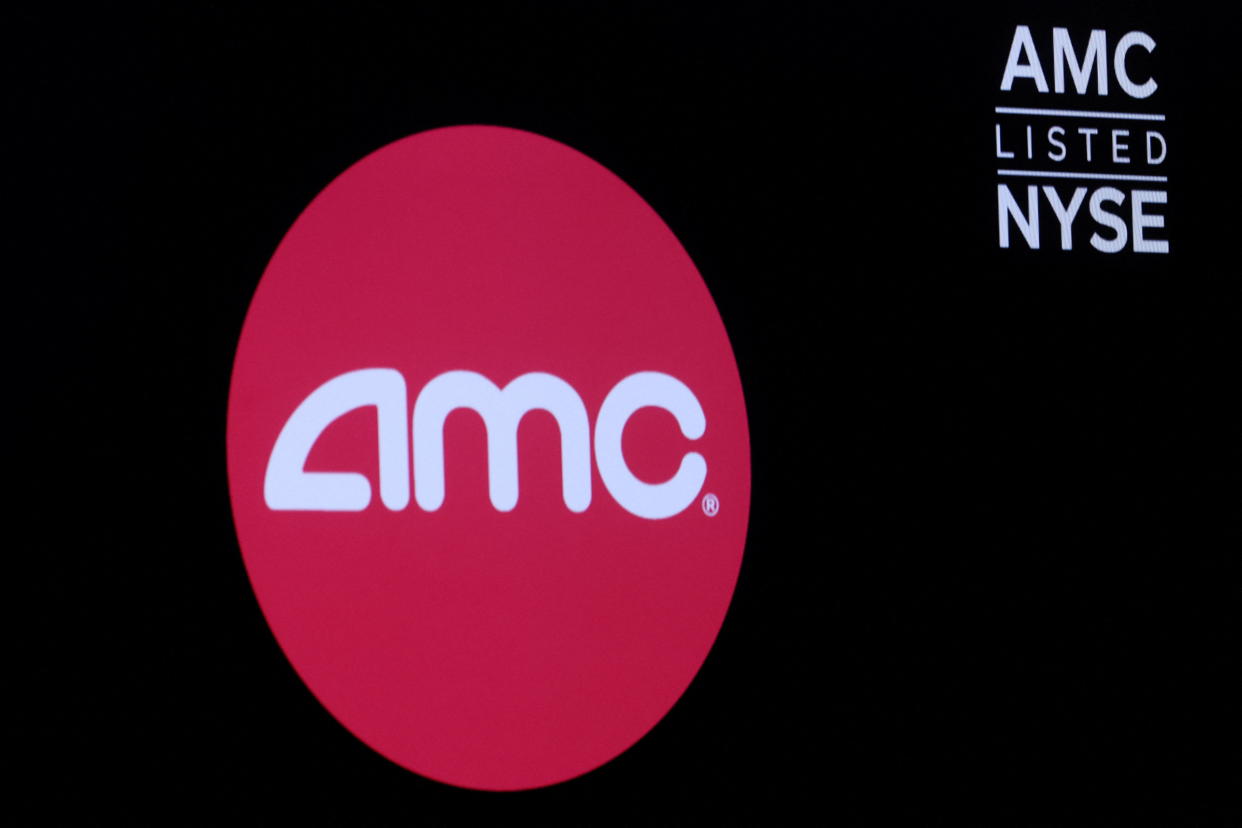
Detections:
997,169,1168,182
995,106,1165,122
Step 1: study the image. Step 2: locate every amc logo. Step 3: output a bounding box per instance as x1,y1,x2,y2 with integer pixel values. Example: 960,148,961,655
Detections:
227,126,750,790
267,369,707,519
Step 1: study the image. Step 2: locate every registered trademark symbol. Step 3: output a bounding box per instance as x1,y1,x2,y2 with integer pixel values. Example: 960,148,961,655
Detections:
701,493,719,517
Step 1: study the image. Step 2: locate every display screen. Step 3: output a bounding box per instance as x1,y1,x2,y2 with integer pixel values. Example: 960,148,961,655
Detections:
17,3,1236,823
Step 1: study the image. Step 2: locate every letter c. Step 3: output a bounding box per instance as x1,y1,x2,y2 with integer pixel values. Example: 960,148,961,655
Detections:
1114,31,1157,99
594,372,707,519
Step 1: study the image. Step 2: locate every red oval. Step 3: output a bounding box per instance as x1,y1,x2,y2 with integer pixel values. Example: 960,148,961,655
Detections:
227,126,750,790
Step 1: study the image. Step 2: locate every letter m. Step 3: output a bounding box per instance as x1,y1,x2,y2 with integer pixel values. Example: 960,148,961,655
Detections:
1053,28,1107,94
412,371,592,512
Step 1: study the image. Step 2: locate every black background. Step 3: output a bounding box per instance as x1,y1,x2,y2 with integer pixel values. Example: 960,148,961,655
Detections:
16,2,1238,824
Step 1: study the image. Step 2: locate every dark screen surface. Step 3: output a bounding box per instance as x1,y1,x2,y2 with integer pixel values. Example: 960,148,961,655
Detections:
15,2,1238,824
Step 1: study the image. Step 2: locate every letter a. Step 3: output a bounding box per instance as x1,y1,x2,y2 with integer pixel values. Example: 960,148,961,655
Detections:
265,368,410,511
1000,25,1049,92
